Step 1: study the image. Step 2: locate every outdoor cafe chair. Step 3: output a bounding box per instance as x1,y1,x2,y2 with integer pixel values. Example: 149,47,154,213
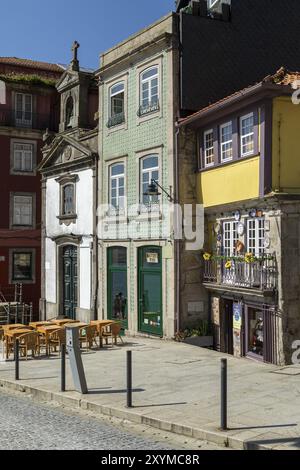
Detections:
110,322,124,345
100,322,123,346
19,332,40,360
48,329,66,355
79,325,98,351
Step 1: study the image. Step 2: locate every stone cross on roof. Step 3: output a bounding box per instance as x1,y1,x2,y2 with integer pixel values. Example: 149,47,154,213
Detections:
71,41,80,71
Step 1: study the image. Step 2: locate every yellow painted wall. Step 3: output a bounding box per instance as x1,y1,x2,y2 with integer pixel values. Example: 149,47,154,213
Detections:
272,97,300,193
198,157,260,208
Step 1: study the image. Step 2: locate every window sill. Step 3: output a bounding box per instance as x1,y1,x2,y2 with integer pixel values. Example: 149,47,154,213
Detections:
57,214,77,226
11,279,35,285
106,122,127,134
137,110,161,125
11,224,34,230
10,170,36,176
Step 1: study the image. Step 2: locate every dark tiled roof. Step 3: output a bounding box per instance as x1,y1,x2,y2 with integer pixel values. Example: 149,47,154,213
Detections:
179,67,300,125
0,57,64,73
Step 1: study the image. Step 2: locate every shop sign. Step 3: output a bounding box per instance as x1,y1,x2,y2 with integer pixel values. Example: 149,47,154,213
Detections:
233,303,242,330
146,252,159,264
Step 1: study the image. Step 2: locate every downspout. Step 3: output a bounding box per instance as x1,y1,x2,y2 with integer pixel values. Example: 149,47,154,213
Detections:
93,152,99,320
175,123,180,332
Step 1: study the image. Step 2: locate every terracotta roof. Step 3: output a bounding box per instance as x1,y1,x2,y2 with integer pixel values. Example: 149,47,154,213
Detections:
179,67,300,126
0,57,64,73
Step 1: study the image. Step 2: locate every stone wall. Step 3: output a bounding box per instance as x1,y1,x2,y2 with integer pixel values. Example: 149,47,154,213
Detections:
178,126,209,329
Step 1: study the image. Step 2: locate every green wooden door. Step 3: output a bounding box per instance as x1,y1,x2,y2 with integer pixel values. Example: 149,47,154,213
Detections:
63,245,78,319
138,246,162,336
107,247,128,333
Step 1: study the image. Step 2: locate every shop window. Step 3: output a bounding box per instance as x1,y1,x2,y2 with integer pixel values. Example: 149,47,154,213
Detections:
247,308,264,357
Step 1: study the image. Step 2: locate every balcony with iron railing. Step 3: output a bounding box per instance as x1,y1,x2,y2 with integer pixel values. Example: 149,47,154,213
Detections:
203,254,278,293
137,99,160,117
107,112,125,128
0,108,57,131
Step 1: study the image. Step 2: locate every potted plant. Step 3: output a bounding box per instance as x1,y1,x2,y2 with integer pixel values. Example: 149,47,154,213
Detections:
174,320,214,348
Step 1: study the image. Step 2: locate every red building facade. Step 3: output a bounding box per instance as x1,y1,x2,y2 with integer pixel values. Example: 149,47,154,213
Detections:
0,58,63,316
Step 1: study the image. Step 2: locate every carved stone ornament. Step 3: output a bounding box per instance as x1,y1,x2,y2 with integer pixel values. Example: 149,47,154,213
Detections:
63,146,72,162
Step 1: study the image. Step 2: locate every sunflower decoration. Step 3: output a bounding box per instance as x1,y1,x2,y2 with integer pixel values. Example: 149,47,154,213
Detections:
225,260,232,270
245,252,255,264
203,252,212,261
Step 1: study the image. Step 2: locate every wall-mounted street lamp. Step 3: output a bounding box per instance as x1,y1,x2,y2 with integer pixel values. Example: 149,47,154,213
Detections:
144,179,174,202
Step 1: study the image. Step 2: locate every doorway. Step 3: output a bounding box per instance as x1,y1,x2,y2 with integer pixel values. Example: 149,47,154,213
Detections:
62,245,78,319
138,246,162,336
107,247,128,333
221,299,234,355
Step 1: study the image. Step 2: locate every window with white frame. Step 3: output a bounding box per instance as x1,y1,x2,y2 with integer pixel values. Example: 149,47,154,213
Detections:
139,67,159,116
203,129,214,167
109,163,125,211
140,155,159,206
15,93,32,126
247,219,265,256
13,195,33,226
220,121,233,162
108,82,125,127
13,143,33,172
240,113,254,157
223,221,238,257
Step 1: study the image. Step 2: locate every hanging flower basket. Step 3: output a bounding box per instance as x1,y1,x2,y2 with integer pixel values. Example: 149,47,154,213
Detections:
225,260,232,269
203,252,212,261
245,253,255,264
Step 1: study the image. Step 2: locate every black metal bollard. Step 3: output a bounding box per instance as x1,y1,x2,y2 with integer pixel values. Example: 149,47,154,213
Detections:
15,339,20,381
221,358,228,431
126,350,133,408
61,344,66,392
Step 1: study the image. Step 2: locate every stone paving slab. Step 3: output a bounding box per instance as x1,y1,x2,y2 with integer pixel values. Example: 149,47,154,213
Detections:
1,337,300,450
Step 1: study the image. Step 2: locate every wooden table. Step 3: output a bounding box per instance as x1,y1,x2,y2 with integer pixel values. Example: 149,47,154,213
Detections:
36,325,62,356
29,321,53,328
50,319,79,326
63,322,88,329
2,324,27,331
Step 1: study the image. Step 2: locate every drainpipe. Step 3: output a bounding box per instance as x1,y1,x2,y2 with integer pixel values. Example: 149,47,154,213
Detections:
175,123,180,332
93,152,99,320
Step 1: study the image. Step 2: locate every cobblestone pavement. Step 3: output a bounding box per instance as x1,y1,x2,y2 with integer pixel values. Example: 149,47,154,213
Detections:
0,391,225,450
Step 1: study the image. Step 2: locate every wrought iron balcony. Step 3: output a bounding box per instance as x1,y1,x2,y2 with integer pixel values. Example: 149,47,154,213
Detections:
203,254,278,292
107,112,125,128
137,99,160,117
0,108,57,131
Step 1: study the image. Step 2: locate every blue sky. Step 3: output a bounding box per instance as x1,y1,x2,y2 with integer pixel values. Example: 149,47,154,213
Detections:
0,0,175,70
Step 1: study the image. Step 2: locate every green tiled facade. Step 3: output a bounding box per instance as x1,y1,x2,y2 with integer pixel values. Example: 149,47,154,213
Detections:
98,13,178,337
